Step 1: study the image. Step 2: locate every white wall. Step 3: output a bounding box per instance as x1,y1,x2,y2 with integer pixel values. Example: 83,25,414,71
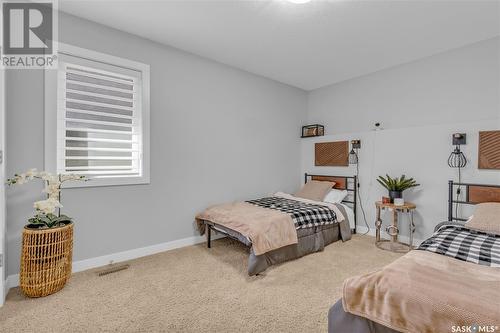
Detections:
308,37,500,133
5,13,307,276
303,37,500,240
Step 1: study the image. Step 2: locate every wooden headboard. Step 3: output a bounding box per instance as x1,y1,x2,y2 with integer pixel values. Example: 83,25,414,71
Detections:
304,173,357,232
448,180,500,221
308,175,348,190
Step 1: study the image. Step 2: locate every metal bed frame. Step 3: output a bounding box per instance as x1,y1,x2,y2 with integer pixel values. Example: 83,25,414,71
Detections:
205,173,358,248
304,173,357,234
448,180,500,222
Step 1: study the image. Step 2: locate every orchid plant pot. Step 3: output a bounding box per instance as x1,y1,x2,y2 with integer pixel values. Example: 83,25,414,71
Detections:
7,169,86,297
20,221,74,297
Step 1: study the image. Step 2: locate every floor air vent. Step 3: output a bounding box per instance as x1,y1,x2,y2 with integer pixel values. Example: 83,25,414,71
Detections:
97,264,130,276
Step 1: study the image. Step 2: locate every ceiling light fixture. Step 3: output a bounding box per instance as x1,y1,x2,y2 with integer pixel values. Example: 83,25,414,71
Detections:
287,0,312,4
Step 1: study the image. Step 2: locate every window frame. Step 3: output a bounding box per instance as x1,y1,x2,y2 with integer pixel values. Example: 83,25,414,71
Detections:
44,43,150,188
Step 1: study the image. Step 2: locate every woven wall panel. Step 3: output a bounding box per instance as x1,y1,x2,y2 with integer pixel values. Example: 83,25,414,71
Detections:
478,130,500,169
315,141,349,167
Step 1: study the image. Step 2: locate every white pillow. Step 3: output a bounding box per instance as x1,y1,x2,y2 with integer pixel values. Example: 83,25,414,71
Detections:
323,189,348,204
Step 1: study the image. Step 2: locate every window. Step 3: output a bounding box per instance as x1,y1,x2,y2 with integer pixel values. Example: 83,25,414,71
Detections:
45,44,150,187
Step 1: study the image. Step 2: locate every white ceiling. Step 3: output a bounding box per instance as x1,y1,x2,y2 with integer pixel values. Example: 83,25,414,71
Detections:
59,0,500,91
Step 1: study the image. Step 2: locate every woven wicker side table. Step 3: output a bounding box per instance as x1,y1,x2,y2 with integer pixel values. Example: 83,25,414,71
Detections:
20,222,73,297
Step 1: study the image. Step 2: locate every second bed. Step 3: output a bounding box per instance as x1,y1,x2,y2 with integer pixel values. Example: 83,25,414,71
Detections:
196,174,357,275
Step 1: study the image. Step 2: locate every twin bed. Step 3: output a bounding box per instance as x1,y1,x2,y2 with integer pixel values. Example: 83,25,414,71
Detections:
328,180,500,332
196,173,357,275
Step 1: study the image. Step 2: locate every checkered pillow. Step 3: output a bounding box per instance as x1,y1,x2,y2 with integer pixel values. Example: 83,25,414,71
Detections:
418,225,500,267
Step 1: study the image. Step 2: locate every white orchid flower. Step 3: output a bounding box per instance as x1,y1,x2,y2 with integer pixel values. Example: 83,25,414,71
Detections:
7,169,85,221
43,183,61,199
41,172,56,182
25,168,38,180
16,173,27,184
60,174,85,182
33,198,62,215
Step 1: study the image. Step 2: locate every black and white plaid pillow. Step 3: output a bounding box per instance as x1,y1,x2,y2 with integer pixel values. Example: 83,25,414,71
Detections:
418,225,500,267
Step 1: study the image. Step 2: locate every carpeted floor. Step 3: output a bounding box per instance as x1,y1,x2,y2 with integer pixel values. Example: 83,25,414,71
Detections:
0,235,402,332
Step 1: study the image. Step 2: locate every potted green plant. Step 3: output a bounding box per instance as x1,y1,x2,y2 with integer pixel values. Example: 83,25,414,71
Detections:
7,169,86,297
377,174,420,203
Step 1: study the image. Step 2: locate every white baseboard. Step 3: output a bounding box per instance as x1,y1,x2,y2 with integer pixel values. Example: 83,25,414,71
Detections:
5,233,222,293
355,225,424,247
6,275,17,294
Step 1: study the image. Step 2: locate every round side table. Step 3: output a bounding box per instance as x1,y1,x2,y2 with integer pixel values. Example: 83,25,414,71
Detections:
375,201,416,253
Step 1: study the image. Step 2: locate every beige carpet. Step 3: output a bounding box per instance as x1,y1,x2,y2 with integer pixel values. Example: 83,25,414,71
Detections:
0,235,402,332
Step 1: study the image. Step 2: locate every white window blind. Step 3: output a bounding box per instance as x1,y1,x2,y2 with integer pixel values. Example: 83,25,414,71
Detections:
46,45,150,187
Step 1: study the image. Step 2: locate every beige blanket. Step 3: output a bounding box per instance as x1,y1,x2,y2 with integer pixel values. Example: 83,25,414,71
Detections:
343,250,500,333
196,193,345,256
196,202,298,256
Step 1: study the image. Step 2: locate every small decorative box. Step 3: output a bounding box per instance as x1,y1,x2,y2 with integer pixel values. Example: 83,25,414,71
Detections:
301,124,324,138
